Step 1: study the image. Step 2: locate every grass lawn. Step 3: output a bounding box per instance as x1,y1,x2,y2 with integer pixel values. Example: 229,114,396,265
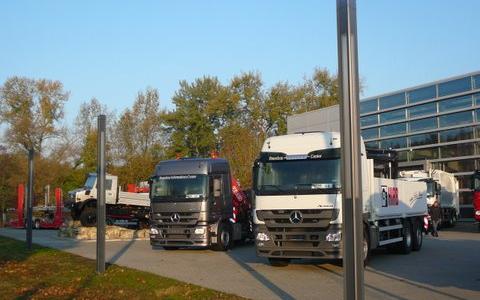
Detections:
0,236,245,300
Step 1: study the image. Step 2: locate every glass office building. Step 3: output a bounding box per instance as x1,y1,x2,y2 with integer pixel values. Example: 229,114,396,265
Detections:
360,71,480,218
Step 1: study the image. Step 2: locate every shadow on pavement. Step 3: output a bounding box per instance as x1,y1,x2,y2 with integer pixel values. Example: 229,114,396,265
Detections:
108,237,137,267
227,244,296,300
367,235,480,297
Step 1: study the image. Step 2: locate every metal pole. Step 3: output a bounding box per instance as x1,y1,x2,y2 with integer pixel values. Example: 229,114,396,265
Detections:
336,0,364,299
96,115,106,273
26,148,34,250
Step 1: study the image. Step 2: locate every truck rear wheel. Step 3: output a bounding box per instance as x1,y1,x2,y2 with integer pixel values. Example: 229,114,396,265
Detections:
212,222,231,251
411,220,423,251
80,207,97,227
399,221,412,254
446,210,456,227
268,258,290,267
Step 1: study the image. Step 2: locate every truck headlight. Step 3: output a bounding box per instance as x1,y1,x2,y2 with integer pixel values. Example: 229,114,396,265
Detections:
150,228,159,235
326,231,342,242
475,210,480,216
194,228,205,235
256,232,270,241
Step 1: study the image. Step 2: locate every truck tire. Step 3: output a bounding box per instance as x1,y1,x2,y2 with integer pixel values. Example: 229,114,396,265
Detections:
268,258,290,267
80,207,97,227
399,221,412,254
446,210,457,227
363,228,370,266
34,219,41,230
163,246,179,250
411,219,423,251
212,222,231,251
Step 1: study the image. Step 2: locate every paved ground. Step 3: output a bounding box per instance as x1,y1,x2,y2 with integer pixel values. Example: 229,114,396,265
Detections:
1,223,479,300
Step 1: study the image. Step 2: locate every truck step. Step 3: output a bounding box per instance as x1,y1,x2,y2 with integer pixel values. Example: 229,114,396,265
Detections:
379,237,403,246
379,224,403,232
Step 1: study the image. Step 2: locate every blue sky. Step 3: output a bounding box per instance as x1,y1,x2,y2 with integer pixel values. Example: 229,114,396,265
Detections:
1,1,479,124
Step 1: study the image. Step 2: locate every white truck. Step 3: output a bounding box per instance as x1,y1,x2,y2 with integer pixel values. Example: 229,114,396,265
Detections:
399,169,459,227
253,132,428,266
67,173,150,228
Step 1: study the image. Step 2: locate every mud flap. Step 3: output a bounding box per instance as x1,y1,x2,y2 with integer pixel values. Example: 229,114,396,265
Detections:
368,224,379,250
232,223,242,241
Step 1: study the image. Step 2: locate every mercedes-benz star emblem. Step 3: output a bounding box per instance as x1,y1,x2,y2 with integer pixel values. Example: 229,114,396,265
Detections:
289,211,303,224
171,213,181,223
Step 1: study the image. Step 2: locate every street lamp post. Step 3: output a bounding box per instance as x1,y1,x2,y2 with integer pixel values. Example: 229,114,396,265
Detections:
336,0,365,299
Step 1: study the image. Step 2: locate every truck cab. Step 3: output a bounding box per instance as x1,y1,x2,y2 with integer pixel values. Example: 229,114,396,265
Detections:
67,173,118,206
253,132,427,266
149,158,248,250
68,173,150,227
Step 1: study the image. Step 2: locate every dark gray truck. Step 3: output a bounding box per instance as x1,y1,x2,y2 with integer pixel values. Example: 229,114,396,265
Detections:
149,158,252,251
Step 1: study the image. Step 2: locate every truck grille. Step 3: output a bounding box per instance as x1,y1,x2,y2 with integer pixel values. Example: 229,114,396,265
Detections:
152,212,200,227
256,209,338,252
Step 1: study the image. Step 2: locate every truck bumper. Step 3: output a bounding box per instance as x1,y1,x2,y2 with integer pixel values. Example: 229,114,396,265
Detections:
149,225,210,248
255,224,343,259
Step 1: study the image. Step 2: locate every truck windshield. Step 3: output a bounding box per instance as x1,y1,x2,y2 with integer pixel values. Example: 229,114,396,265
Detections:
84,175,96,189
151,175,207,200
255,159,341,195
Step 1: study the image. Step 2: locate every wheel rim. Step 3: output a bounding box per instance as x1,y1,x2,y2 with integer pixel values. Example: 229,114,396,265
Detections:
363,237,368,261
221,230,230,247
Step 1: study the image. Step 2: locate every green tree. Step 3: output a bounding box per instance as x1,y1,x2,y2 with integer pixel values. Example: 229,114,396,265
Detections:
165,77,227,158
113,88,166,184
0,77,69,153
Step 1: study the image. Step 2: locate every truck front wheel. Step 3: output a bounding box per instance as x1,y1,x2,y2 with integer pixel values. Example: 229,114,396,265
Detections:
411,219,423,251
268,258,290,267
212,222,231,251
400,221,412,254
80,207,97,227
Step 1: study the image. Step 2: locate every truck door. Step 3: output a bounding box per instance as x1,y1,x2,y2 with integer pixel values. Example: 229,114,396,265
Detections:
209,175,223,221
105,176,117,204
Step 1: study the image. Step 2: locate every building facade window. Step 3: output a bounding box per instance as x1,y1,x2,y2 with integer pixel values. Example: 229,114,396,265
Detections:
397,151,408,162
365,141,379,149
360,99,378,114
474,75,480,90
438,95,472,112
408,85,436,103
439,111,473,127
379,93,406,110
410,147,438,160
380,137,407,149
380,123,406,137
409,117,437,132
475,93,480,106
440,143,475,158
408,102,436,118
456,175,473,189
379,109,405,123
442,159,476,173
438,77,472,97
439,127,473,142
409,132,438,147
360,114,378,127
361,128,378,140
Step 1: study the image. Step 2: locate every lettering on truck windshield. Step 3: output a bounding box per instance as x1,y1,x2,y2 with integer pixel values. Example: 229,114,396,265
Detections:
151,174,207,201
254,149,341,195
